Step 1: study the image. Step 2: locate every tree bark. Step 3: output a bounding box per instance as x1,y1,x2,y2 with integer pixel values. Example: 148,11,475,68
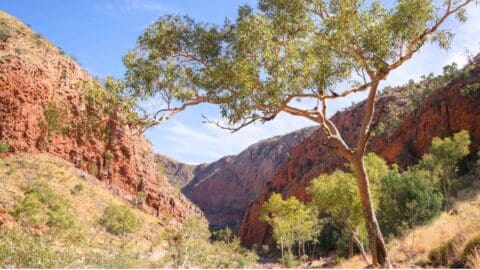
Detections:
351,157,391,268
352,228,370,265
348,232,354,258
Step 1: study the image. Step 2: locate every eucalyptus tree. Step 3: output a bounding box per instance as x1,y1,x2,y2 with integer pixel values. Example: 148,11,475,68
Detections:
308,153,390,264
124,0,476,266
260,193,318,262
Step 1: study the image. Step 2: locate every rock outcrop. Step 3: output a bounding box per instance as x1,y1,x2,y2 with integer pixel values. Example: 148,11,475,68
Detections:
0,11,202,223
182,127,316,230
238,56,480,247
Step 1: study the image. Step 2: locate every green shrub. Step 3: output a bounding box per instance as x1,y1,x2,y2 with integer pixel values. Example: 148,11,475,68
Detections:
317,221,343,252
0,141,10,153
461,82,480,98
104,149,114,161
378,169,442,237
0,24,12,42
98,204,142,236
41,100,70,136
84,241,139,268
10,181,76,231
280,252,297,268
158,217,258,268
0,226,75,268
90,163,99,176
72,184,84,195
135,191,146,206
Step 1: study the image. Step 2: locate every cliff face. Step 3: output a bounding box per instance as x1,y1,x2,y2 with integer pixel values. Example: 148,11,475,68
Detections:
181,127,316,230
155,154,199,189
238,58,480,247
0,11,202,223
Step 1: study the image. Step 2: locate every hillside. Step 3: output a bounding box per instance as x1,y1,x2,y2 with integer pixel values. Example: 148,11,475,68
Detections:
0,10,202,222
181,126,316,230
0,154,167,267
238,56,480,247
0,154,259,268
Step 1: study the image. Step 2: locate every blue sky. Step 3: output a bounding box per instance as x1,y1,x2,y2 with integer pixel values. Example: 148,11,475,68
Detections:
1,1,480,164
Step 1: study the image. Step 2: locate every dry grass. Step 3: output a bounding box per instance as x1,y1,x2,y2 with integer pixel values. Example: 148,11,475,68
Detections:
0,153,166,266
339,194,480,268
466,248,480,268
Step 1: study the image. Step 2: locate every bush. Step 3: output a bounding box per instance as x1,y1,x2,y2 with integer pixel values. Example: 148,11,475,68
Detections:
135,192,146,206
200,238,259,268
10,181,76,231
0,141,10,153
72,184,84,195
98,204,142,236
317,221,343,252
41,100,70,136
378,169,442,237
0,226,75,268
158,217,258,268
417,130,471,210
280,252,297,268
84,241,139,268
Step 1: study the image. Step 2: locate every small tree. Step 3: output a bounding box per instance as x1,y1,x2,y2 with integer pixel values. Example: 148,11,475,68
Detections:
260,193,318,264
377,169,442,237
98,204,142,236
124,0,475,265
159,217,210,268
308,153,389,263
417,130,471,210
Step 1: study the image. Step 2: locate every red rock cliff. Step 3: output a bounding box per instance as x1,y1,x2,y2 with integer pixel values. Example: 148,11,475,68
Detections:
0,11,202,223
182,127,316,230
238,57,480,247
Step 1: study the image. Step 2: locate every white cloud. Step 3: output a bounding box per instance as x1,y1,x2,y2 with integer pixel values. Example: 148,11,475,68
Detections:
146,3,480,164
94,0,166,16
124,0,165,12
147,113,314,164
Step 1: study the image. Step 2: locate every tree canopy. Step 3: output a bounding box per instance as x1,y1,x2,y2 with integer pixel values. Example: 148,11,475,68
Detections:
124,0,473,133
260,193,319,262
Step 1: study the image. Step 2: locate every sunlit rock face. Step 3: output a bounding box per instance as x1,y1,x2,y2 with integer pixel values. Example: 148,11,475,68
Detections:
0,10,203,224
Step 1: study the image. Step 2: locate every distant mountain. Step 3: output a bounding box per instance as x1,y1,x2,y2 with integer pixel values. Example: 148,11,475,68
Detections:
156,127,316,230
155,154,200,189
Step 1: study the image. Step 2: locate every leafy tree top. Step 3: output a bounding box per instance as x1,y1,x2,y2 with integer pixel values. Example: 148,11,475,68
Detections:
260,193,318,248
124,0,475,138
307,153,389,229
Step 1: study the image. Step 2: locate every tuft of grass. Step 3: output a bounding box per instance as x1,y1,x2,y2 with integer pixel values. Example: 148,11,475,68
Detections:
0,141,10,153
428,238,457,267
462,232,480,262
466,247,480,268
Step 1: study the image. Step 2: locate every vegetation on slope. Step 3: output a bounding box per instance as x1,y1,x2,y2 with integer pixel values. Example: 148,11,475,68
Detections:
0,154,258,268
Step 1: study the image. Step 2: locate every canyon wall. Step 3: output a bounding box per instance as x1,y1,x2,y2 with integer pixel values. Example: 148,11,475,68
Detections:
0,11,202,223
